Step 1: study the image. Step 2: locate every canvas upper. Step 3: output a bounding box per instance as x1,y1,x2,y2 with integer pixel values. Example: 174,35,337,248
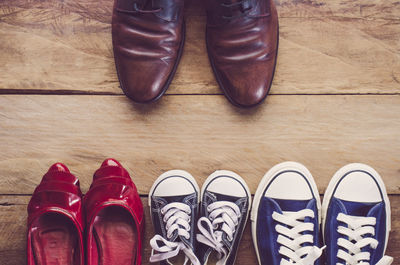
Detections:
251,162,323,265
322,164,393,265
196,171,251,265
149,170,201,265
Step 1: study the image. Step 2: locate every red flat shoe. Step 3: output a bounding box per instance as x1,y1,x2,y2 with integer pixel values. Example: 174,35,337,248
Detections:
27,163,84,265
84,158,144,265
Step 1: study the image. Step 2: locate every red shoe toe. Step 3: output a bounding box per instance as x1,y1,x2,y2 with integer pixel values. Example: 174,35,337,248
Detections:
48,162,70,173
27,163,84,265
100,158,122,168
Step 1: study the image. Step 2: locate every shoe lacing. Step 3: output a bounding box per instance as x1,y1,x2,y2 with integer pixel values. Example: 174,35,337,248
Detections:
336,213,393,265
197,201,241,265
219,0,269,20
150,202,200,265
272,209,325,265
116,2,162,14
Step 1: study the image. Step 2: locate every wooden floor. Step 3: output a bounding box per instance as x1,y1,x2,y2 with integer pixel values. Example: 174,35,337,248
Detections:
0,0,399,264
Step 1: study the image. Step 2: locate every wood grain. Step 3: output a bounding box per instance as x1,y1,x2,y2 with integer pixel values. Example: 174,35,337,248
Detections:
0,195,398,265
1,1,399,264
0,0,399,95
0,94,399,195
277,0,400,20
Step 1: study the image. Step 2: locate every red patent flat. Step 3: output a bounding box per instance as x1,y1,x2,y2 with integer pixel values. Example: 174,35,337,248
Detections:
27,163,84,265
84,159,144,265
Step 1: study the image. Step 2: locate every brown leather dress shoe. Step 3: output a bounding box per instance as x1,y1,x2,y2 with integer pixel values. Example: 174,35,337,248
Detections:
205,0,279,107
112,0,185,103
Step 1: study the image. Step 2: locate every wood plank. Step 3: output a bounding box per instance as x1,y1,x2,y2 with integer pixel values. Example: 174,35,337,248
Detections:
0,94,399,195
278,0,400,20
0,195,399,265
0,0,399,95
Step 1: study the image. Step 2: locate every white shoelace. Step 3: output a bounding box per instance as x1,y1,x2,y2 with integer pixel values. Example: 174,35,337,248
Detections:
272,209,325,265
336,213,393,265
196,201,241,265
150,202,200,265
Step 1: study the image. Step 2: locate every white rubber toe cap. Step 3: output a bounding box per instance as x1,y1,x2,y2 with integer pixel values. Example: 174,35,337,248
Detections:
265,171,314,200
333,170,382,203
202,170,251,198
151,170,199,197
207,177,246,197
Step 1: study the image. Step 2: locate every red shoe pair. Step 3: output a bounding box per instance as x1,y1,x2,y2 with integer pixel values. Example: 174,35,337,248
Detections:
27,159,144,265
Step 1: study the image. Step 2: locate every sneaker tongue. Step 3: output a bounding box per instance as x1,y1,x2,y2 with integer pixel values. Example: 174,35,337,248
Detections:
210,191,242,202
273,198,313,212
367,202,383,217
337,198,380,216
158,194,193,204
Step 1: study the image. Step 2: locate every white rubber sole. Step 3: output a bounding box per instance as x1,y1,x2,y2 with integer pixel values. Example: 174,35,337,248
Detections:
201,170,252,265
321,163,391,252
250,161,321,265
148,169,200,206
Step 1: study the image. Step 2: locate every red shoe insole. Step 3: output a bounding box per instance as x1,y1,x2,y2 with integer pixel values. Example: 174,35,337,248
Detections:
93,207,137,265
32,213,79,265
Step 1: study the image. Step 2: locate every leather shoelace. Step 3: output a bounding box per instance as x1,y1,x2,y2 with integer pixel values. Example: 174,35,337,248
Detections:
116,2,162,15
220,0,252,20
219,0,269,20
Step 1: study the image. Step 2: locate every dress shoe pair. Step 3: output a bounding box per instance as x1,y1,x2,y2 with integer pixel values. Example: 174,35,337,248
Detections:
27,159,143,265
251,162,393,265
112,0,279,107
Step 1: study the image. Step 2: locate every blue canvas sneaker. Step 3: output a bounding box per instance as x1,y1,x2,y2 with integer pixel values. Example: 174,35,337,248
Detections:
196,170,251,265
251,162,324,265
149,170,201,265
322,163,393,265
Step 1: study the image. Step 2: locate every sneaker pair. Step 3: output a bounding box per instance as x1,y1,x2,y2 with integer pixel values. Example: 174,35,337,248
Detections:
251,162,393,265
149,170,251,265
